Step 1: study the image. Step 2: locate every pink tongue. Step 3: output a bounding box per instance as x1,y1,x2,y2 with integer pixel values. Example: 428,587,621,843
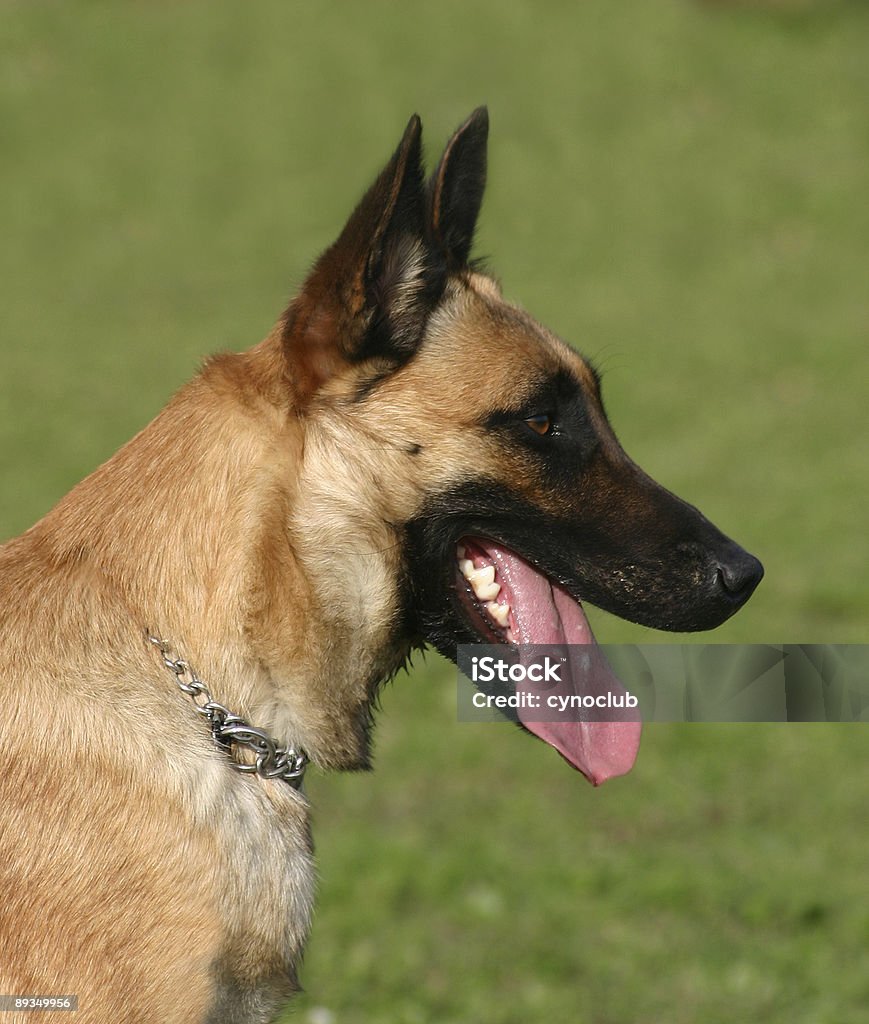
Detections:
484,543,642,786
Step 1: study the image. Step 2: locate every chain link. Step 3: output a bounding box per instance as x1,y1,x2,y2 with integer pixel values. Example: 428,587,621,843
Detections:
148,635,308,789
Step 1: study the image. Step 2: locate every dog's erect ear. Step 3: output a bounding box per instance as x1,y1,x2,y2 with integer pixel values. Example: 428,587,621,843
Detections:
283,115,444,404
427,106,488,268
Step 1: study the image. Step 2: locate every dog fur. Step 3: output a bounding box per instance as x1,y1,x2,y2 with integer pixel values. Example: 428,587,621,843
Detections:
0,109,761,1022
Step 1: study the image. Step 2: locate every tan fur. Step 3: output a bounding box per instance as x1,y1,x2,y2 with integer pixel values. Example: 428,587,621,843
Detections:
0,331,319,1022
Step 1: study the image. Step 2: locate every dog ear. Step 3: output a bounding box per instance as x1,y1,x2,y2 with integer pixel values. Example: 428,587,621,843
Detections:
283,115,444,403
427,106,488,268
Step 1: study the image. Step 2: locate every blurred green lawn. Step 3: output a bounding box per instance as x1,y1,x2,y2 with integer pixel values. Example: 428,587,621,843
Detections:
1,2,867,1022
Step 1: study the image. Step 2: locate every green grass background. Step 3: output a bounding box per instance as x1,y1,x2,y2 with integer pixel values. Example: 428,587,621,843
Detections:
2,2,867,1022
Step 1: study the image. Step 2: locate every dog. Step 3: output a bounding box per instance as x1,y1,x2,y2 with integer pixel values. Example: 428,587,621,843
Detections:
0,108,762,1023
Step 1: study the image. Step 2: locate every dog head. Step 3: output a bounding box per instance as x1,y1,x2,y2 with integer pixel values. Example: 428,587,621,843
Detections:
279,110,763,779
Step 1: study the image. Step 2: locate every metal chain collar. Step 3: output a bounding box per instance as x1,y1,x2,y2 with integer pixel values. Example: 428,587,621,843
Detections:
148,636,308,789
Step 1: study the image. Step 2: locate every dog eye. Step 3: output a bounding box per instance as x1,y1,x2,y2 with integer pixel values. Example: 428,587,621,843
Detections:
524,414,552,436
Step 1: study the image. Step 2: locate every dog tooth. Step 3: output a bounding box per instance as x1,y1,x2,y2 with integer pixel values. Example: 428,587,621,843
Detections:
473,580,500,601
457,544,466,559
459,558,475,578
468,566,499,602
468,565,496,587
486,601,511,628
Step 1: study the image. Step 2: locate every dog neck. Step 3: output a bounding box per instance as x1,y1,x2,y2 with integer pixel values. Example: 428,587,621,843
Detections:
10,331,401,771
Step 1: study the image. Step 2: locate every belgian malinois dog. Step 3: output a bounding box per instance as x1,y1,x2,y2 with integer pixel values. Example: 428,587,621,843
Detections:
0,108,762,1022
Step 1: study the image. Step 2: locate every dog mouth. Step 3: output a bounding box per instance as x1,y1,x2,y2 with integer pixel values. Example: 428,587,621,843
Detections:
454,536,642,786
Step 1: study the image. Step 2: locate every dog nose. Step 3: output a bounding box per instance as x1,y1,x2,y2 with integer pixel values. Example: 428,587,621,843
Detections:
715,549,764,604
